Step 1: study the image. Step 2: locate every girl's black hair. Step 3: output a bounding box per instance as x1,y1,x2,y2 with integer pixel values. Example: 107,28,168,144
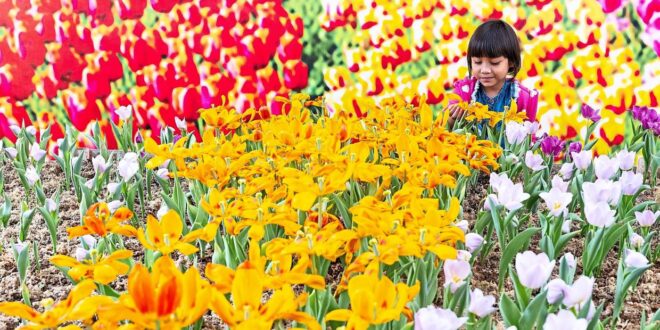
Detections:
467,20,522,77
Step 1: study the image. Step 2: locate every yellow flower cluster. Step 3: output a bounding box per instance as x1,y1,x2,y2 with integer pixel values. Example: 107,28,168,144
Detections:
0,94,502,329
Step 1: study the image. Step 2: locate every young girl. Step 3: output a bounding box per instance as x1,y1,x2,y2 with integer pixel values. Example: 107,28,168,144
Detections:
446,20,538,128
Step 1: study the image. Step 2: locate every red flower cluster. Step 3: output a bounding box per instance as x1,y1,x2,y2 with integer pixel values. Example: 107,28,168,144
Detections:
0,0,306,147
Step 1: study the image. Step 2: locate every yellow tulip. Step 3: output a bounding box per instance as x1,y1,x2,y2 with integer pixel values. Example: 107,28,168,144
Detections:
137,210,201,256
0,280,111,329
326,273,419,330
50,249,133,285
98,256,210,329
67,203,136,239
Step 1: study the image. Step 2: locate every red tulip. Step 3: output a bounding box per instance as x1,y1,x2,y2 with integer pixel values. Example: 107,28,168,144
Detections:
277,33,302,62
82,65,111,99
13,23,47,67
98,120,118,149
33,66,60,99
149,0,181,13
256,66,282,97
0,97,31,142
61,87,101,131
283,59,308,90
49,44,85,84
172,86,202,121
0,63,36,100
35,14,57,42
116,0,147,20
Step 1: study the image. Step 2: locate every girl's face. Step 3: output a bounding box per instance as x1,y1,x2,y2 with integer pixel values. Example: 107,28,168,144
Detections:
470,56,512,91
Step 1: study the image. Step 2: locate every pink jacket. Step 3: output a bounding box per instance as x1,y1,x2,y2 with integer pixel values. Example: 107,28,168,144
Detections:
448,77,539,122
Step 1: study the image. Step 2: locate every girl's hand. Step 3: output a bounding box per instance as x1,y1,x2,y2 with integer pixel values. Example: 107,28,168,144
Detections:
445,103,465,129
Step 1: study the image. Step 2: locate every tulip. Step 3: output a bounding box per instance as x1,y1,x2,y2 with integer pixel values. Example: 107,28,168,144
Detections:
543,310,588,330
563,276,595,308
562,252,577,269
593,155,620,180
580,103,601,122
584,202,616,228
582,179,622,206
92,155,109,174
156,168,169,180
572,150,592,170
118,152,139,182
629,232,644,249
546,278,568,304
116,105,133,121
505,121,527,145
568,141,582,154
443,259,471,293
45,198,57,213
107,182,120,194
624,249,649,268
525,151,545,171
496,180,530,212
616,149,636,171
74,247,89,262
456,250,472,262
415,306,467,330
524,121,540,136
515,251,554,289
635,209,659,227
4,147,17,159
540,187,573,217
468,289,497,317
455,220,469,233
619,171,643,195
540,135,564,157
559,162,575,179
26,166,40,186
465,233,484,253
29,143,47,162
551,175,570,192
107,201,124,213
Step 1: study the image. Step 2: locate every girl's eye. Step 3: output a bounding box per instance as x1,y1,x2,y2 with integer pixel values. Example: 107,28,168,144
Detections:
491,62,501,65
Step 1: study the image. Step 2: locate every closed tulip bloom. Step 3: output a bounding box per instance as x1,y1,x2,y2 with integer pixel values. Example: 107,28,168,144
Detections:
624,249,649,268
30,142,46,161
635,210,659,227
572,150,592,170
525,151,545,172
619,171,643,195
593,155,620,180
616,149,636,171
116,105,133,121
26,166,40,186
92,155,109,174
506,121,528,145
546,278,568,304
551,175,570,192
118,152,139,182
629,232,644,249
582,179,621,206
496,180,530,212
415,306,467,330
559,162,575,179
563,276,595,308
584,202,616,228
515,251,555,289
543,310,588,330
465,233,484,253
468,289,497,317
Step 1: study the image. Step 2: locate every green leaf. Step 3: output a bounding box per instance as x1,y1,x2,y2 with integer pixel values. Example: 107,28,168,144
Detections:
499,293,521,327
499,227,540,290
330,194,352,229
614,264,651,319
519,290,548,329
